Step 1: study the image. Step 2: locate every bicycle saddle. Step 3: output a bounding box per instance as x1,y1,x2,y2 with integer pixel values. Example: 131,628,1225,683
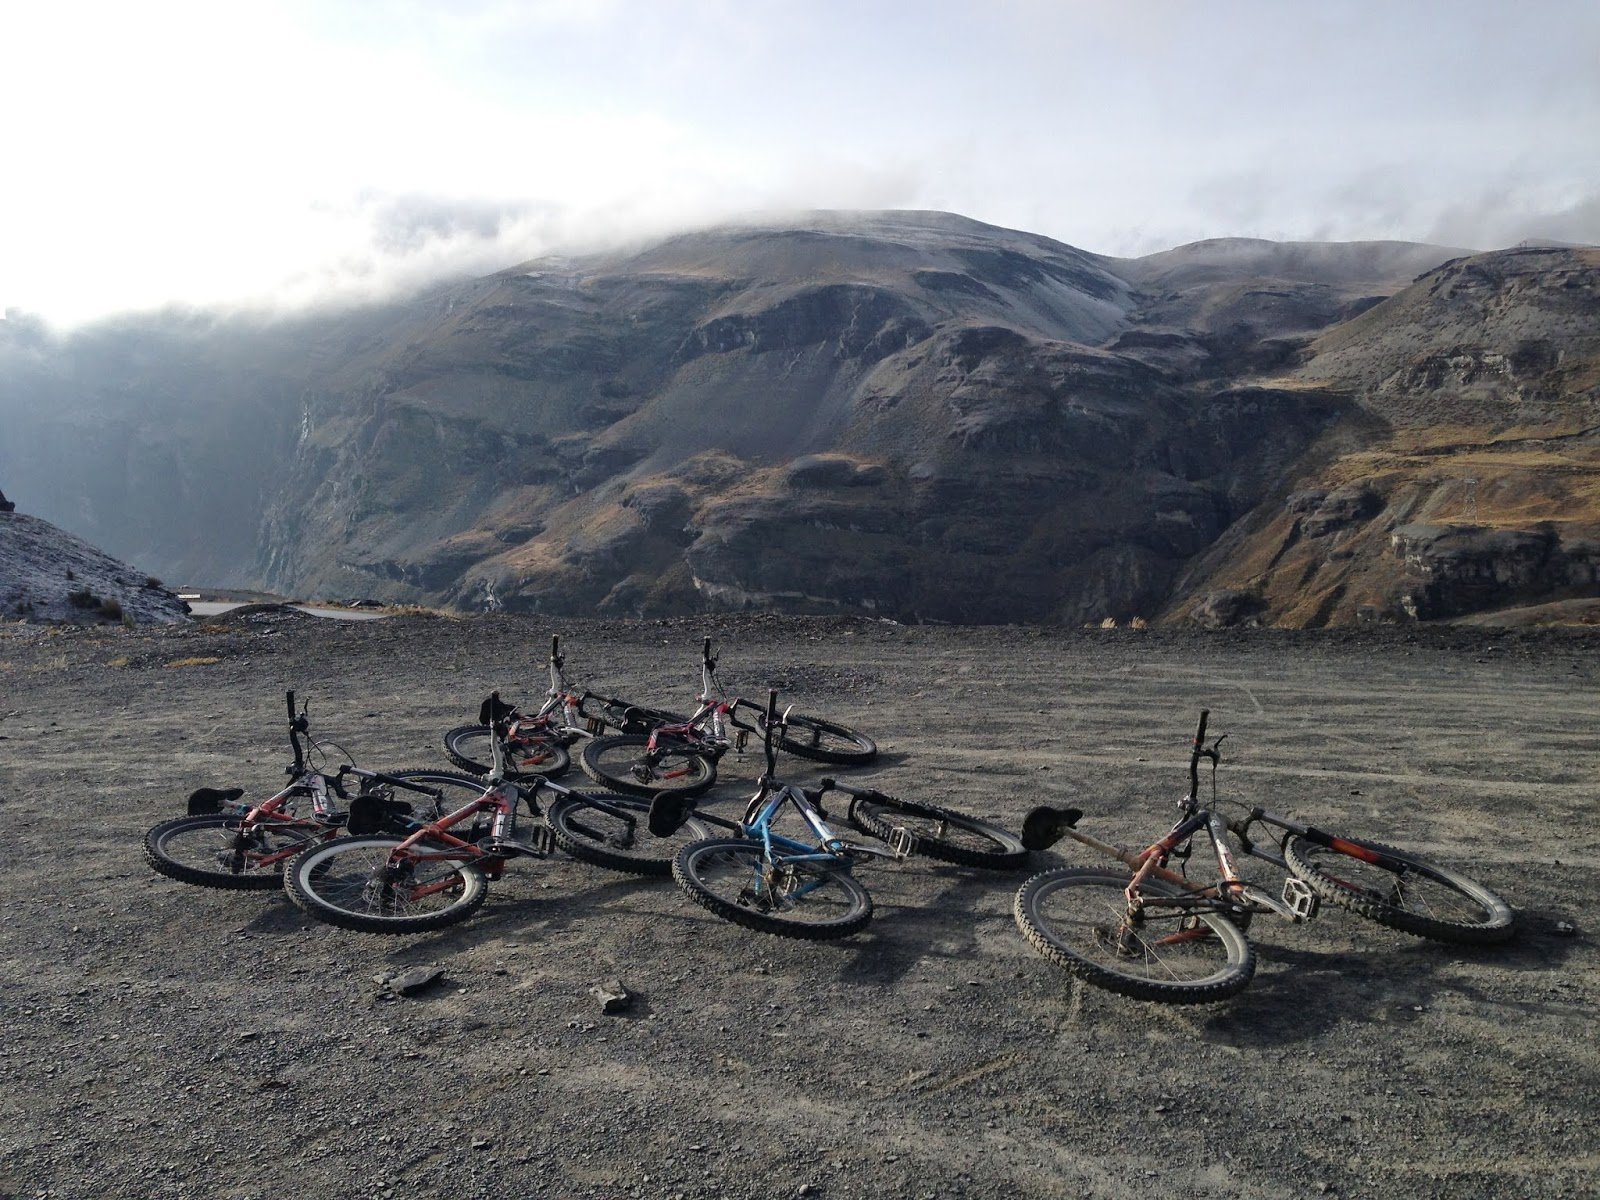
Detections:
648,792,697,837
1021,805,1082,852
187,786,245,815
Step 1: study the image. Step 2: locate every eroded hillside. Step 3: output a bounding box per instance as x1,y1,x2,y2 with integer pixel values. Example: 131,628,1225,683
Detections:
5,212,1595,626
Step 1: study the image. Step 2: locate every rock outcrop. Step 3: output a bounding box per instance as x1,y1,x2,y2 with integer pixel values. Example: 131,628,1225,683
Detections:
0,511,190,624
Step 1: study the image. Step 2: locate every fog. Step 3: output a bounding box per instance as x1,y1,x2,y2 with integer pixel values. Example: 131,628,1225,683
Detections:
3,0,1596,328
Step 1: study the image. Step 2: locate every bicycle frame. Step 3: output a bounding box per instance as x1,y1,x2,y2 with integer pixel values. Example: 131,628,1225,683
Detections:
679,690,909,872
1050,712,1323,926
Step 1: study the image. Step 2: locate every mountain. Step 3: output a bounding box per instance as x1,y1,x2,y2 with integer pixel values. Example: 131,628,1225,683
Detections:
0,507,190,624
3,211,1595,627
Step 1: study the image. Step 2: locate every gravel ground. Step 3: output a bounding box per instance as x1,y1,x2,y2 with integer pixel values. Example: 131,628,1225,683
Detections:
0,611,1595,1200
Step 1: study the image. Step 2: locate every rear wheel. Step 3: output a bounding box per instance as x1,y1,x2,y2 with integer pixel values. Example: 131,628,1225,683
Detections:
442,724,571,779
285,836,488,933
1014,868,1255,1003
1284,834,1514,944
580,735,717,798
545,792,713,876
773,714,877,764
672,838,872,940
848,794,1027,870
144,813,328,889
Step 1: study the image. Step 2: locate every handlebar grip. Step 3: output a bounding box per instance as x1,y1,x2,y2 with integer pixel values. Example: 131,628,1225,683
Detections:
551,634,560,659
1188,709,1210,792
286,691,296,721
767,689,779,723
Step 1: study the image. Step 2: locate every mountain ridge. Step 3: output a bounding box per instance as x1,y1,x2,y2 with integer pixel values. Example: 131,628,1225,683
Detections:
3,210,1593,627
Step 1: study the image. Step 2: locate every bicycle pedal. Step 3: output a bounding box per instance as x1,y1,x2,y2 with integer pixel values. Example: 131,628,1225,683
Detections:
1282,876,1320,922
887,825,919,860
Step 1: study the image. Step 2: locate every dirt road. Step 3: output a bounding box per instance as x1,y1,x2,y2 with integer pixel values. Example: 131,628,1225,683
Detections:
1,612,1594,1199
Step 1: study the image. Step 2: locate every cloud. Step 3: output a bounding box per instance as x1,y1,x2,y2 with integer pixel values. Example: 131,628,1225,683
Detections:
3,0,1597,326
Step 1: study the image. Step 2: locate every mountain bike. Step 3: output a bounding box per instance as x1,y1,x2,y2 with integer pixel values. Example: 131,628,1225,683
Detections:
1015,710,1517,1003
285,694,713,933
144,691,486,890
579,639,877,797
442,635,688,779
651,691,1021,940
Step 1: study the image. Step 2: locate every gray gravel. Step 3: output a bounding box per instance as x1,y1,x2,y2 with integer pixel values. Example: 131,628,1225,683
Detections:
0,612,1595,1199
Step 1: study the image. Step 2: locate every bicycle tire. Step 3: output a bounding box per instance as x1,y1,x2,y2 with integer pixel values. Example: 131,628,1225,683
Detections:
144,812,328,890
442,724,571,779
285,835,489,933
773,713,877,764
545,792,713,876
1283,833,1515,945
848,794,1028,870
1014,868,1256,1003
377,768,492,821
579,734,717,798
672,838,872,940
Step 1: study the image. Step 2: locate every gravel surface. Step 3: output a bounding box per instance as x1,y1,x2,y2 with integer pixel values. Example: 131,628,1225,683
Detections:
1,612,1595,1199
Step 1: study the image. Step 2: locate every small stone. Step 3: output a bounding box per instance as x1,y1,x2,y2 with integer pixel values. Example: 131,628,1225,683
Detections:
385,966,445,997
471,1134,492,1150
237,1030,261,1042
1553,920,1576,936
591,978,633,1014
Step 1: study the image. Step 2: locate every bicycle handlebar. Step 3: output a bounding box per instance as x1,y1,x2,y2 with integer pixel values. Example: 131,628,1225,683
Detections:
286,690,307,775
1188,709,1210,800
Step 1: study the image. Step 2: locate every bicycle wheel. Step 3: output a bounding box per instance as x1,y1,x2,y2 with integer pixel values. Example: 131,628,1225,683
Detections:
672,838,872,940
545,792,714,876
774,713,877,764
285,835,489,933
144,813,328,890
848,794,1027,870
579,735,717,798
1284,833,1515,944
1014,868,1255,1003
442,724,570,779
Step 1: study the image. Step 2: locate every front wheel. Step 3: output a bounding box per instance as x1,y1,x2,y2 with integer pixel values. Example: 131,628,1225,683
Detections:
144,813,329,889
672,838,872,940
773,714,877,764
442,724,571,779
285,836,489,933
1014,868,1256,1003
848,795,1027,870
545,792,713,876
580,735,717,798
1283,834,1515,944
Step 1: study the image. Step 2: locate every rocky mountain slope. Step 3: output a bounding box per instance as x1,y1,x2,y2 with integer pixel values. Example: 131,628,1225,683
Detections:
0,508,190,624
3,212,1595,626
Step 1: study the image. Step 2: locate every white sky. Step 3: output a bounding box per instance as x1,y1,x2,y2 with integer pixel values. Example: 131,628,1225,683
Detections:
3,0,1597,326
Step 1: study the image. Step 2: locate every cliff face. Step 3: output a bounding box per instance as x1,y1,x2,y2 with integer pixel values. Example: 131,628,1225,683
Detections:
1168,245,1600,627
5,213,1595,626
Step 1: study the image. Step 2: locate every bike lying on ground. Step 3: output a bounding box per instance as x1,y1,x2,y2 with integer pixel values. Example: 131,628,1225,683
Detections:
651,691,1023,940
285,695,713,933
579,638,877,797
442,635,689,780
144,692,485,890
1014,710,1517,1003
